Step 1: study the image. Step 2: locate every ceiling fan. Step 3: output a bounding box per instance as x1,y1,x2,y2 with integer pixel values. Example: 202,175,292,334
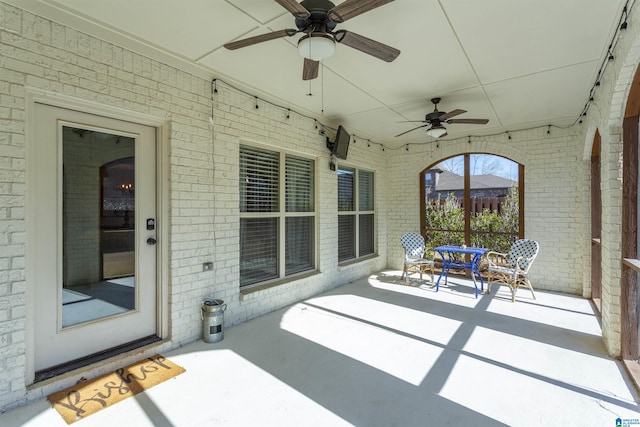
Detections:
396,98,490,138
223,0,400,81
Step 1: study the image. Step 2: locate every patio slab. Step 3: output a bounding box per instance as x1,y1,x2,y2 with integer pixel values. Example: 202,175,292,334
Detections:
2,270,639,426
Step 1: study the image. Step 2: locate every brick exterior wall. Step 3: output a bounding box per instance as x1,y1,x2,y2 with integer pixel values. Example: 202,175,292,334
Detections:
1,0,639,412
386,125,586,298
0,3,387,411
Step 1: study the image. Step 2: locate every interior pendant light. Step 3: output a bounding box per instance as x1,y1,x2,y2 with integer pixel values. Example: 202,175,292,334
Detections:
298,33,336,61
426,126,447,138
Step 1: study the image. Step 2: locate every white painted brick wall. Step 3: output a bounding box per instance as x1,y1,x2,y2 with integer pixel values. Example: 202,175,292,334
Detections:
386,126,588,297
577,2,640,356
2,0,640,412
0,2,387,411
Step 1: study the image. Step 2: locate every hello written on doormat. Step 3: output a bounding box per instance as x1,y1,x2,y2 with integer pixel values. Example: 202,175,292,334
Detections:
47,354,185,424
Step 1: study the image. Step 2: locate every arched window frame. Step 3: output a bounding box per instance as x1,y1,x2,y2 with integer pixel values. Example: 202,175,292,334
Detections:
419,152,525,246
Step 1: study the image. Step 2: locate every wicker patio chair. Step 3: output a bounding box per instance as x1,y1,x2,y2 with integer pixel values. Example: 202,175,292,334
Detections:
486,239,540,302
400,232,435,285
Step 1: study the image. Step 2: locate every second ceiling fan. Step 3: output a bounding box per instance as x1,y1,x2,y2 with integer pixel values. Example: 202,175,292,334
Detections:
223,0,400,80
396,98,490,138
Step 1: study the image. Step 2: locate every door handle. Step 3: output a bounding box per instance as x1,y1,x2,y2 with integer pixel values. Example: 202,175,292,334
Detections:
147,237,157,245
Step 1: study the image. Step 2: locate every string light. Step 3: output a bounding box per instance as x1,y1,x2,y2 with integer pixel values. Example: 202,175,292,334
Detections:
576,0,632,126
209,79,216,125
208,1,633,151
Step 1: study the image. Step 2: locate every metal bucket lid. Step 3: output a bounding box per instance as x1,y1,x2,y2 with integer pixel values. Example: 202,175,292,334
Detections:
202,299,226,313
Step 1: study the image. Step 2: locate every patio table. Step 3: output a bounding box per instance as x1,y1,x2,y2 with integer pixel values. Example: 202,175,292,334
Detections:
434,245,488,298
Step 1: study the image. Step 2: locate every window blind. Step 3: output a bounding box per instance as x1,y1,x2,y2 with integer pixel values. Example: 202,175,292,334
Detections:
239,217,278,286
240,145,279,213
359,170,374,211
337,167,354,211
239,145,316,287
338,214,356,261
286,154,314,212
359,214,374,256
285,216,313,274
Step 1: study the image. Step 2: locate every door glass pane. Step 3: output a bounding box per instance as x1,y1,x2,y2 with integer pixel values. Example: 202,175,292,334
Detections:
62,127,136,327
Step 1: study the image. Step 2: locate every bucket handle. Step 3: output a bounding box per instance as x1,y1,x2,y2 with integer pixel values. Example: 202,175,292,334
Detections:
201,302,227,318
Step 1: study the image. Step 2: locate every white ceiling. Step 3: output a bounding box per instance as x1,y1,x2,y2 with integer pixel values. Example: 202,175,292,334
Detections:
16,0,626,148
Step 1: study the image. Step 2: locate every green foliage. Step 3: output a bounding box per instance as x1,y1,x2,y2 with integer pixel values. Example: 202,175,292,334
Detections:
424,193,464,247
424,185,519,254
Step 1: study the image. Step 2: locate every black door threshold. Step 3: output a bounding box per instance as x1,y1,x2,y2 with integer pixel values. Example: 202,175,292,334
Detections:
35,335,161,383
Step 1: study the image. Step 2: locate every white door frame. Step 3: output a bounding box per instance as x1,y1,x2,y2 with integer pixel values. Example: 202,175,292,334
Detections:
24,89,169,384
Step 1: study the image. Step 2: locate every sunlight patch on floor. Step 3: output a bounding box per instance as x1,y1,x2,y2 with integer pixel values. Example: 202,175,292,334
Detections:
439,353,640,426
305,293,462,345
463,326,635,401
280,298,450,386
485,290,602,336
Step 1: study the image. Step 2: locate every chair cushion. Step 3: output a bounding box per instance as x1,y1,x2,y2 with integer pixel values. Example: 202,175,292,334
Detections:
488,265,517,275
405,258,434,266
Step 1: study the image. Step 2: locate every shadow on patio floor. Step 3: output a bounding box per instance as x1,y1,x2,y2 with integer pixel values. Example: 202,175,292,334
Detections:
3,270,639,426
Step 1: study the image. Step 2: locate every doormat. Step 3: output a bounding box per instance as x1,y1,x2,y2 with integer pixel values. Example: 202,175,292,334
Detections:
47,354,185,424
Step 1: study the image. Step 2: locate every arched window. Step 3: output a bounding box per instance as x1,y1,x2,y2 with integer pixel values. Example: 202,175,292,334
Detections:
420,153,523,252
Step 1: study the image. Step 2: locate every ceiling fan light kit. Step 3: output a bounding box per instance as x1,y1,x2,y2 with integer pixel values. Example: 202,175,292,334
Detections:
224,0,400,81
298,33,336,61
426,126,447,138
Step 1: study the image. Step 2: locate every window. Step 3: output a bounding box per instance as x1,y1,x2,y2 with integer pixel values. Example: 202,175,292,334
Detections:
422,153,522,253
338,167,375,262
240,145,315,287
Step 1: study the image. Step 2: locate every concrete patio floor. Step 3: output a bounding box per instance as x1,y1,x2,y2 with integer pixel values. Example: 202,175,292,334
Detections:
2,270,640,426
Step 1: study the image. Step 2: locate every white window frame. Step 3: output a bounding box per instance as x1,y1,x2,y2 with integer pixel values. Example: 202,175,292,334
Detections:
337,166,376,263
239,143,317,288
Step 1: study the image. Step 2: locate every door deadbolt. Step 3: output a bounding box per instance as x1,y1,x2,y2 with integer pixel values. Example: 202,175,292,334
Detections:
147,237,157,245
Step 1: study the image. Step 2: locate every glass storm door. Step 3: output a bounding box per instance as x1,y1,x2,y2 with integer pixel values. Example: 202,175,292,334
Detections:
32,103,158,374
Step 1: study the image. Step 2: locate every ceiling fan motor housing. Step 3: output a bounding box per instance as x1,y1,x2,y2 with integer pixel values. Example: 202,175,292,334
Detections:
425,98,444,122
297,0,338,32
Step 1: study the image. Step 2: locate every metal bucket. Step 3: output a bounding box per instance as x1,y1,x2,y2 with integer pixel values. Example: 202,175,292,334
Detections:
201,299,226,343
